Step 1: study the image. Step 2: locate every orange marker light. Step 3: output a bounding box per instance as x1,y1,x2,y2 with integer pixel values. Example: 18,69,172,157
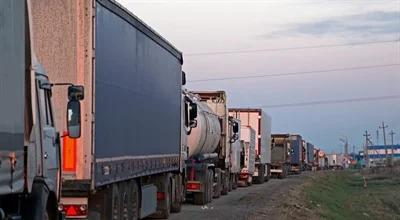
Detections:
63,131,77,172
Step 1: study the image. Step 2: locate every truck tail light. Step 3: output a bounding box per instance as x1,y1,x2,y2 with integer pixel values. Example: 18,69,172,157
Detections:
239,173,248,179
63,131,77,172
61,204,87,218
157,192,165,201
186,182,201,191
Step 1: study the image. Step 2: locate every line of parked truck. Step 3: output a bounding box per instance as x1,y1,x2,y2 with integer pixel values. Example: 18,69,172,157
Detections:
0,1,327,219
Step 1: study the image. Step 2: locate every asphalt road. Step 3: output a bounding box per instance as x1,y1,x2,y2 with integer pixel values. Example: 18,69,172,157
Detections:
169,173,310,220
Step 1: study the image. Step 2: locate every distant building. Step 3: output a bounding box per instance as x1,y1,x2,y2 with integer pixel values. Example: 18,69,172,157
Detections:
367,145,400,166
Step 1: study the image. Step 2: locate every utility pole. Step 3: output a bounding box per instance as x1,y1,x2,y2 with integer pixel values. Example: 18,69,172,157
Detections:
339,137,348,157
389,130,395,145
389,130,395,159
379,122,388,160
364,130,370,167
376,130,379,145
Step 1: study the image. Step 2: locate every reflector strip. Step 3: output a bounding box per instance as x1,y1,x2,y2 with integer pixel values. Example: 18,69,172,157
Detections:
157,192,166,201
63,131,77,172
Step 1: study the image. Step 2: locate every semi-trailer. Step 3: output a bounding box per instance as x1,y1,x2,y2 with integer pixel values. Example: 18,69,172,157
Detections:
229,117,242,190
289,135,303,174
229,108,272,184
270,134,291,178
318,150,328,169
0,0,83,219
301,140,307,171
306,142,315,170
184,91,241,205
313,148,320,171
31,0,185,219
238,126,256,186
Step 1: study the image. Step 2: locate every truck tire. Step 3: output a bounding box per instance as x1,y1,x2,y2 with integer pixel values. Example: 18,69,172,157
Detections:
247,175,253,186
264,165,270,182
232,174,238,190
112,183,121,220
193,192,207,205
254,164,265,184
221,171,229,195
193,169,213,205
23,181,56,220
171,174,183,213
228,174,233,192
119,180,139,220
282,165,288,178
153,175,171,219
207,169,213,203
213,169,222,198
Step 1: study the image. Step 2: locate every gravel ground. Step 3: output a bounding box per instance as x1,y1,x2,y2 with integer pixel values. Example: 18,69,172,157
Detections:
169,172,316,220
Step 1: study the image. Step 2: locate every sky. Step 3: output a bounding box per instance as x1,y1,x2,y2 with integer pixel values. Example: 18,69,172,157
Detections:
117,0,400,153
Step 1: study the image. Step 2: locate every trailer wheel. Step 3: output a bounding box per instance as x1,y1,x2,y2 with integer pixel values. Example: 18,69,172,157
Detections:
23,181,57,220
112,184,121,220
232,174,239,190
193,191,207,205
193,169,212,205
228,174,233,192
254,164,265,184
171,174,183,213
247,175,253,186
221,171,229,195
157,175,171,219
282,166,288,178
264,165,271,182
119,181,139,220
213,169,222,198
207,169,213,203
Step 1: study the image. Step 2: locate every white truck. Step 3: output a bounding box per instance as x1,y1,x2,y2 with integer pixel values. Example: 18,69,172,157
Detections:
229,109,272,183
0,0,83,219
238,126,256,186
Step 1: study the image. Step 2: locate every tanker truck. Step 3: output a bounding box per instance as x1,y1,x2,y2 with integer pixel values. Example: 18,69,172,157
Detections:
229,108,272,184
184,91,241,205
30,0,185,219
0,0,83,219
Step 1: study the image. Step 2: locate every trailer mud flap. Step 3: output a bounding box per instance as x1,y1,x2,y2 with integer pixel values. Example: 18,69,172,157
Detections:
0,150,24,194
140,184,157,219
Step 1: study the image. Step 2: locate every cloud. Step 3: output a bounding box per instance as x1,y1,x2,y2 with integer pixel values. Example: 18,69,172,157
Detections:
265,11,400,39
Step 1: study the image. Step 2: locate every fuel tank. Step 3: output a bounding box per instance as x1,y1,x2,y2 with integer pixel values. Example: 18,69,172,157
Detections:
187,94,221,158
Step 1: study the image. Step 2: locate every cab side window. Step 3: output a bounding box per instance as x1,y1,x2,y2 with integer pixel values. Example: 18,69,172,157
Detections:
44,90,54,126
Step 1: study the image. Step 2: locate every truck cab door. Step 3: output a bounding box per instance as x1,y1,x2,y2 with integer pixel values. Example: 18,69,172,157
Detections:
36,78,59,191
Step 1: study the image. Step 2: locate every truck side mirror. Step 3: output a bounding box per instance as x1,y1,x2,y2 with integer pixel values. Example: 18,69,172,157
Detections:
232,122,239,134
182,71,187,85
68,85,84,101
189,102,198,120
67,100,81,138
230,133,239,143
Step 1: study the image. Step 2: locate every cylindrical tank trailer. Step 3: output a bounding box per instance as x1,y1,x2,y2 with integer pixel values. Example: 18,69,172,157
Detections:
187,93,222,157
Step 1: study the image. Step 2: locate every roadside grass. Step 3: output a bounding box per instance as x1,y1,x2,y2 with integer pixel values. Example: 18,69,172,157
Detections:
304,170,400,220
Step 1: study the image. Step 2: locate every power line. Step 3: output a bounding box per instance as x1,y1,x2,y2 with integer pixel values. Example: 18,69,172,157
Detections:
188,63,400,82
185,39,400,56
259,95,400,108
